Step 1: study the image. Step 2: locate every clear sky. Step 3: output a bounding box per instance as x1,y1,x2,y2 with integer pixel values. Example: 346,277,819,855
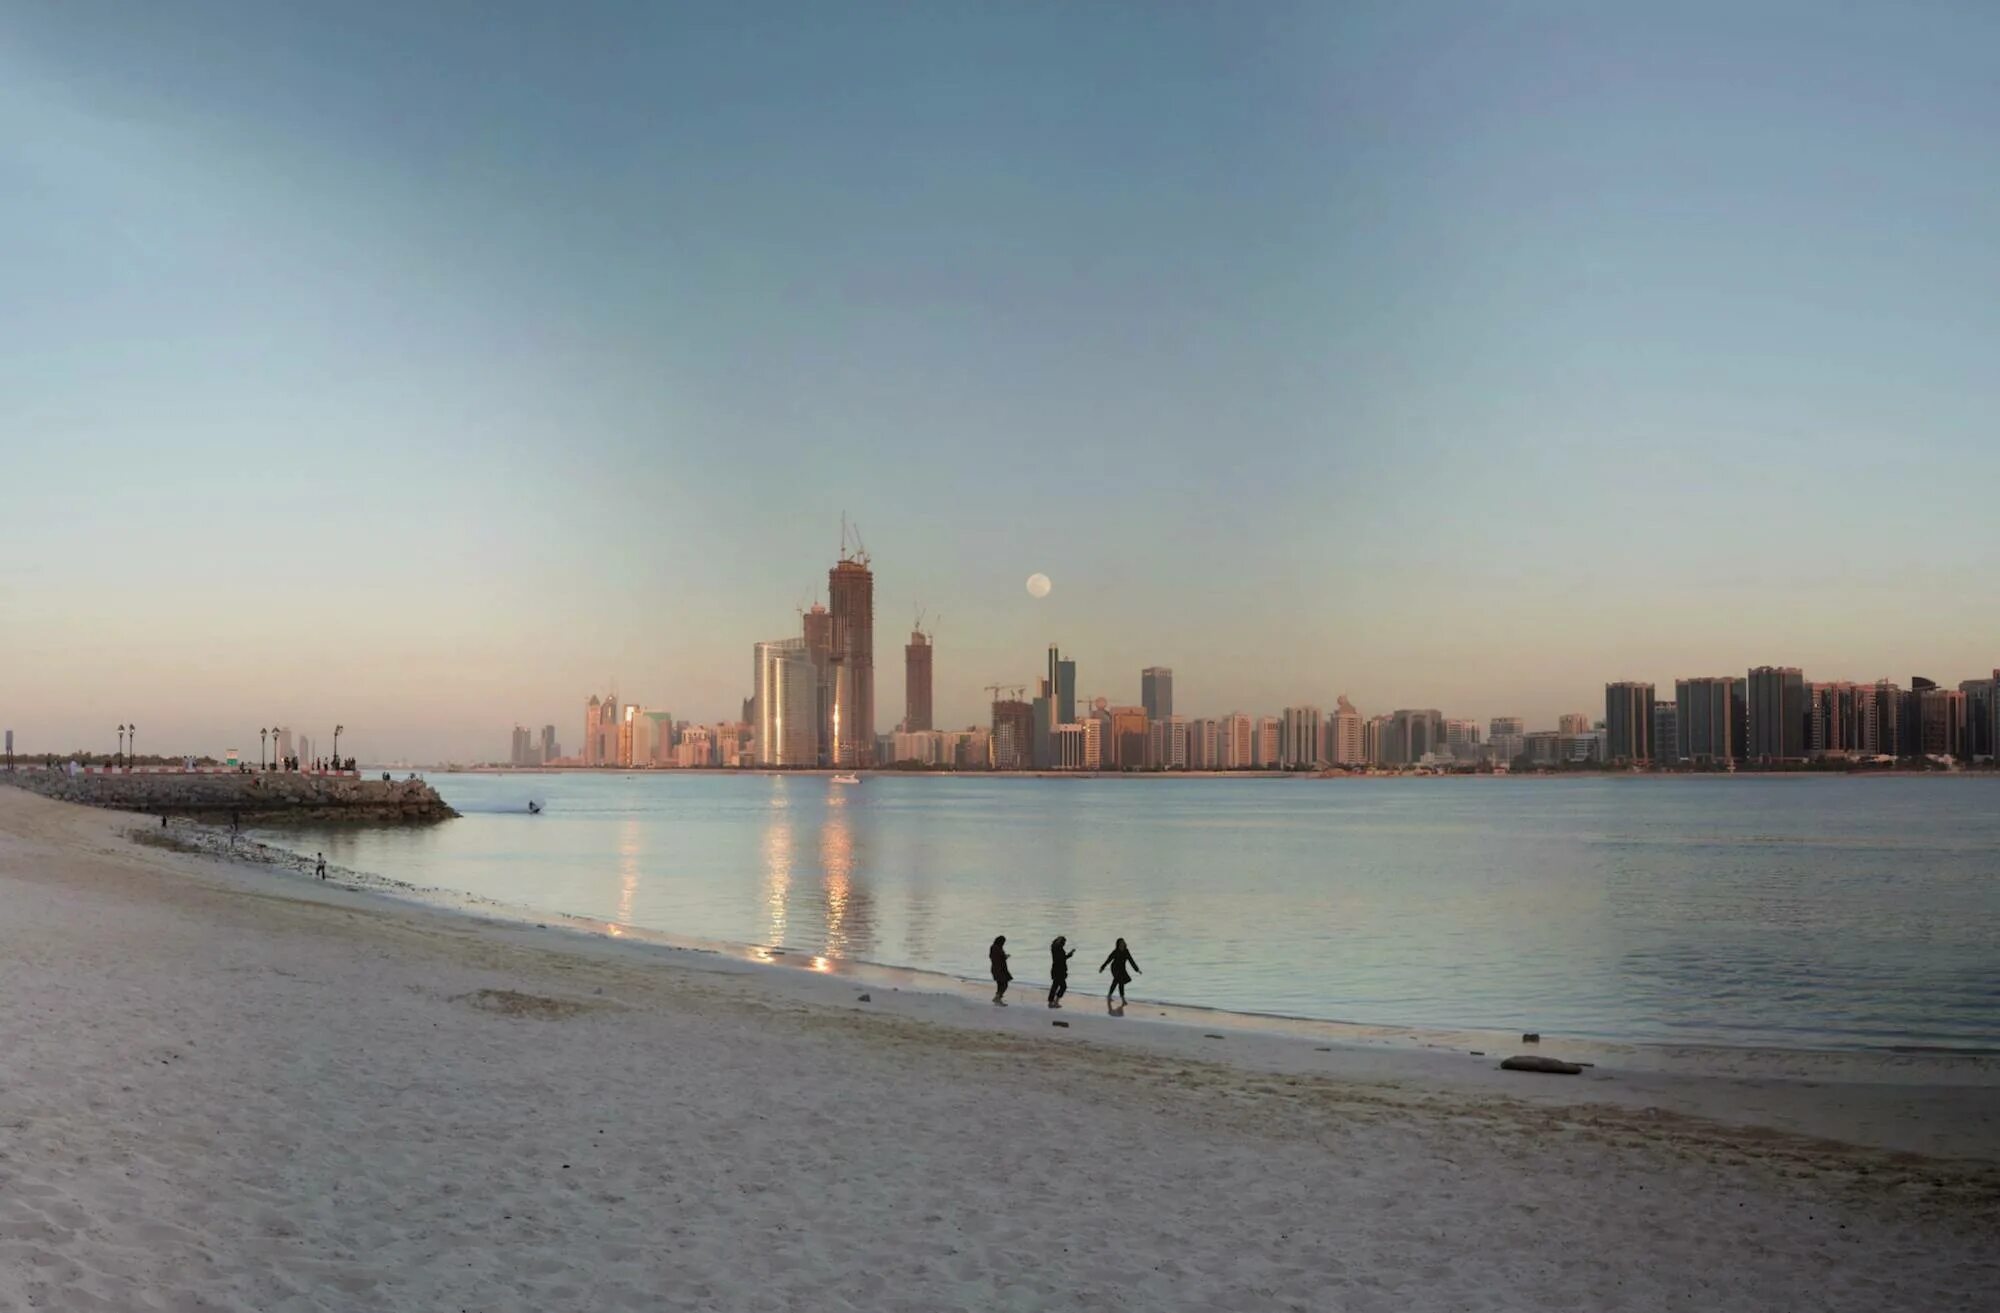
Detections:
3,1,1997,761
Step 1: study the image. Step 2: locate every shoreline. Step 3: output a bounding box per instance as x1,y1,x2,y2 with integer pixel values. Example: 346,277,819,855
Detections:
39,788,2000,1157
243,818,2000,1065
5,782,1998,1310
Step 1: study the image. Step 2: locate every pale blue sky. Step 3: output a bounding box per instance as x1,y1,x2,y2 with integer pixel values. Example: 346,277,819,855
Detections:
3,2,1996,759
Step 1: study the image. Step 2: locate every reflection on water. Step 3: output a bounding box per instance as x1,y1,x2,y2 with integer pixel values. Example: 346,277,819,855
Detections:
615,818,641,927
762,780,793,949
255,773,2000,1049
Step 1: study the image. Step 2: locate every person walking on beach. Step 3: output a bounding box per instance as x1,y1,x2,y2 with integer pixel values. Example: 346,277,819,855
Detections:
315,852,327,880
1100,937,1140,1005
989,936,1012,1005
1047,935,1075,1008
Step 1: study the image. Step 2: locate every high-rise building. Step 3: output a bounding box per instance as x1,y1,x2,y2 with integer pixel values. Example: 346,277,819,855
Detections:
1279,706,1323,768
1675,677,1743,764
1919,687,1969,759
1488,716,1525,766
540,725,558,764
990,699,1035,770
1383,709,1444,766
1603,682,1655,763
753,639,818,766
827,550,875,766
803,603,836,764
510,725,533,766
1363,714,1392,766
1041,646,1075,727
1857,680,1900,756
1255,715,1282,768
904,629,933,733
1031,678,1053,769
1162,715,1189,770
1747,666,1807,761
1081,717,1103,770
1107,706,1150,769
583,693,620,766
1557,712,1592,736
1141,667,1173,721
1330,697,1364,765
1221,713,1254,769
1652,701,1679,765
1957,674,1997,762
1809,682,1863,756
1443,718,1480,760
1052,723,1088,770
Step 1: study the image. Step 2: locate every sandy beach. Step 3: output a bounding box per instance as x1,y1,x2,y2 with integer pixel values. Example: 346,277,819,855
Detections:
2,784,1996,1311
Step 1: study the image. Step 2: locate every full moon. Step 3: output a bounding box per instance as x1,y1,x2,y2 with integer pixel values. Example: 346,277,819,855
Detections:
1025,572,1053,599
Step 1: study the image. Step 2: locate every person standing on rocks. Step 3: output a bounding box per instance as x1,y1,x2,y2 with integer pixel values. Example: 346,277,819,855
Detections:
315,853,327,880
1047,935,1075,1008
1100,937,1141,1006
989,936,1012,1006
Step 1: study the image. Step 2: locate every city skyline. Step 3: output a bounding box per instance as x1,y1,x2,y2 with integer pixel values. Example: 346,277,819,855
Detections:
6,4,2000,760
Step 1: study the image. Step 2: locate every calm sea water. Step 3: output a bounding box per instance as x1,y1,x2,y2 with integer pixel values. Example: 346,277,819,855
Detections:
262,773,2000,1050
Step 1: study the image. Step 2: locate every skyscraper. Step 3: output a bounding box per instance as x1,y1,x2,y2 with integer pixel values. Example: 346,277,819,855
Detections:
1141,667,1173,721
1043,645,1076,753
583,693,619,766
1443,718,1480,760
1652,701,1679,765
1747,666,1807,761
510,725,532,766
753,638,818,766
904,629,933,732
1961,673,1998,761
1329,696,1364,765
803,603,836,764
827,551,875,766
990,698,1035,770
1675,677,1743,765
1279,706,1323,768
540,724,558,764
1488,716,1525,765
1603,681,1655,763
1221,713,1254,769
1108,706,1150,769
1384,709,1444,766
1809,682,1863,756
1557,712,1592,736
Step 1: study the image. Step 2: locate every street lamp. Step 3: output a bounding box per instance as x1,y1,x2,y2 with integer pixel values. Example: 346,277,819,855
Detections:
260,728,268,770
333,724,344,771
129,723,136,767
117,724,126,769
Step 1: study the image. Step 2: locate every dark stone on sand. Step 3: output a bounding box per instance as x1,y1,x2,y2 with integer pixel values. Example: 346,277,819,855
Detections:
1522,1032,1541,1043
857,993,871,1003
1052,1020,1070,1028
1501,1055,1582,1075
1204,1033,1225,1039
1470,1050,1485,1056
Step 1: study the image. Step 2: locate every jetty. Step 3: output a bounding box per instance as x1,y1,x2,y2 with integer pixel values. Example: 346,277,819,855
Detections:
1,767,457,824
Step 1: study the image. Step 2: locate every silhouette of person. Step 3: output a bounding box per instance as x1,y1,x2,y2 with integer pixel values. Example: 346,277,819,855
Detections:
1100,937,1141,1005
315,852,327,880
1047,935,1075,1008
989,936,1012,1005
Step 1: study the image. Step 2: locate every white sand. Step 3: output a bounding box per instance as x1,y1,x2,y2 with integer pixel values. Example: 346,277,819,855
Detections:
2,785,1996,1311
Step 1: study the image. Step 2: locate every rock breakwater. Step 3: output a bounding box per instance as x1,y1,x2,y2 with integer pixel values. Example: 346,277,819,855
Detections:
1,769,458,823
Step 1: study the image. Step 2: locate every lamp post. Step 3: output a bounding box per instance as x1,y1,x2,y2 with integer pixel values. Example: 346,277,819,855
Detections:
117,724,126,769
129,723,136,768
333,724,344,772
260,728,268,770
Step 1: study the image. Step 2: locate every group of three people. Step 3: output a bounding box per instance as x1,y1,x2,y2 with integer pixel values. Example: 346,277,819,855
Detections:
988,935,1140,1008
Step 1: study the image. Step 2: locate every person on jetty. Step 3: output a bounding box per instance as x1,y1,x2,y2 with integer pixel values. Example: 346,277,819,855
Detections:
1047,935,1075,1008
315,853,327,880
989,936,1011,1005
1100,938,1141,1005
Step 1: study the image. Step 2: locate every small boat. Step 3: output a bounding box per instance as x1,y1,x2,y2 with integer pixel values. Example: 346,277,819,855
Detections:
527,801,543,814
830,773,861,785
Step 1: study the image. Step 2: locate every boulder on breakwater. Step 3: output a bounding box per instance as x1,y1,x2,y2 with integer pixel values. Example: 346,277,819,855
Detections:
2,768,458,824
